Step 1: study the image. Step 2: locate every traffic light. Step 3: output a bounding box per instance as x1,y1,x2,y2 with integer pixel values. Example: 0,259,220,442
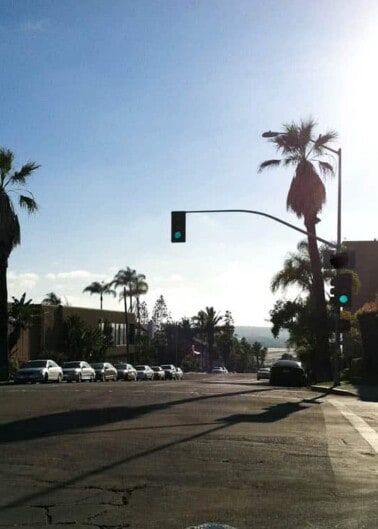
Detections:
171,211,186,243
330,252,348,269
330,274,353,308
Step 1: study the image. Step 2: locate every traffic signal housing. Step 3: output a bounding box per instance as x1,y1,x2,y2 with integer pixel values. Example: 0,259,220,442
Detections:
330,274,353,308
171,211,186,243
330,252,348,269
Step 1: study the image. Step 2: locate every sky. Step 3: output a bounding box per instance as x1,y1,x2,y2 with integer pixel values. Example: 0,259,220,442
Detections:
1,0,378,326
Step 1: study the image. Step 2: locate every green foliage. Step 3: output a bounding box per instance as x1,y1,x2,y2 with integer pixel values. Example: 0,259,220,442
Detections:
8,293,35,354
152,295,171,330
42,292,62,306
63,315,114,361
269,298,318,365
181,352,201,372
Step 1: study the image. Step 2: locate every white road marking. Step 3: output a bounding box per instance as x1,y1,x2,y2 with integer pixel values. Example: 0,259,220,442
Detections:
329,399,378,454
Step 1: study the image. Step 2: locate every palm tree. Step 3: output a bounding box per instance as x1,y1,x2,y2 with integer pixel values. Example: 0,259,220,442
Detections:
130,274,148,324
111,267,137,357
42,292,62,306
0,148,39,380
82,281,116,310
271,240,334,296
193,307,223,371
259,119,337,378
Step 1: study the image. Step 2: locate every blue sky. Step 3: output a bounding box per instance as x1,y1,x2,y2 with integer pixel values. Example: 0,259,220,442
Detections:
2,0,378,325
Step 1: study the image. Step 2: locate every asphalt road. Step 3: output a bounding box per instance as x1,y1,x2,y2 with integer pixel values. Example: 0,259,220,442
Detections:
0,374,377,529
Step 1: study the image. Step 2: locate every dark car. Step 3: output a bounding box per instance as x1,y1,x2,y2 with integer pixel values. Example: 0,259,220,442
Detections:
90,362,117,382
269,360,307,387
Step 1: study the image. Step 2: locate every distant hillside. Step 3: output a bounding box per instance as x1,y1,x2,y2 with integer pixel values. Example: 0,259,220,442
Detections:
234,326,289,348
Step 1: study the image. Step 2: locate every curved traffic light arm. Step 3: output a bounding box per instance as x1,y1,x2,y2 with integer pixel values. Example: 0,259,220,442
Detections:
184,209,337,248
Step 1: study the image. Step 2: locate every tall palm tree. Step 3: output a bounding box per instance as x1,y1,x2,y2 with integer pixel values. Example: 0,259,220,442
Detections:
42,292,62,306
193,306,223,371
259,119,337,377
82,281,116,310
111,267,137,357
0,148,39,380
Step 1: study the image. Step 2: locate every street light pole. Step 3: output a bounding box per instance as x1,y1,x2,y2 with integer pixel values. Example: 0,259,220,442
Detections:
262,130,342,385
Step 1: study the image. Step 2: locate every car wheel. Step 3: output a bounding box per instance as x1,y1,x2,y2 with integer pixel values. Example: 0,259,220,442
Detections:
78,374,82,383
57,374,62,383
43,373,49,384
102,374,106,382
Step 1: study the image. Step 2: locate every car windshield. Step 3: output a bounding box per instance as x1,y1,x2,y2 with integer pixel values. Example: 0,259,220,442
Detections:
114,364,125,369
90,363,104,368
23,360,47,368
134,366,145,370
63,362,81,368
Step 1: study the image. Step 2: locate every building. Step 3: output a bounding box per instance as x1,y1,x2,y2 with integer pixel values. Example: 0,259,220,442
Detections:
10,304,137,366
344,240,378,312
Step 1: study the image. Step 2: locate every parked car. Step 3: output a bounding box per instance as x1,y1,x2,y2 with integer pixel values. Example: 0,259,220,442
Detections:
269,360,307,387
257,367,271,381
114,363,137,381
62,361,95,382
160,364,177,380
151,366,166,380
175,367,184,380
211,366,228,374
14,359,63,384
135,365,154,380
90,362,117,382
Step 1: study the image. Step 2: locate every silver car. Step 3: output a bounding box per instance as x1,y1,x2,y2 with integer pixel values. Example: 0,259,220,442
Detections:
62,361,95,382
14,359,63,384
135,365,154,380
175,367,184,380
114,363,137,381
151,366,166,380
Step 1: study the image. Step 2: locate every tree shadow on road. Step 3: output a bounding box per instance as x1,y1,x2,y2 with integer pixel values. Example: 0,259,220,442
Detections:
0,389,325,514
0,387,274,444
216,396,322,425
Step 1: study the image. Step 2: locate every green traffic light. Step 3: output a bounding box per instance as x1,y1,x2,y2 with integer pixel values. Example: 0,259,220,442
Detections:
174,231,182,240
339,294,349,305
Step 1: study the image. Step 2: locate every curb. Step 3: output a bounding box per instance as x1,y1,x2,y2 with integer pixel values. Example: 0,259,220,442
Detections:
310,384,358,397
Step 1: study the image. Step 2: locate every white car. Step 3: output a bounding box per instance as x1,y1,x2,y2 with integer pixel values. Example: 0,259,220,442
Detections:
62,361,95,382
14,359,63,384
135,365,154,380
211,366,228,374
175,367,184,380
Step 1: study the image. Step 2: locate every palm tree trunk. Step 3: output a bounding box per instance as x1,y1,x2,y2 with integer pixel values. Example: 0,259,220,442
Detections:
100,293,103,310
306,221,330,380
0,254,9,380
123,287,129,359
